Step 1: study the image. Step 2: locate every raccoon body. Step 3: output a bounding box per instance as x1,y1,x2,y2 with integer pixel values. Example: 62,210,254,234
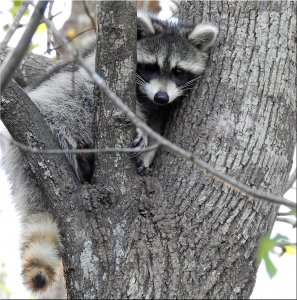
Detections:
0,51,95,294
0,11,217,294
133,11,218,175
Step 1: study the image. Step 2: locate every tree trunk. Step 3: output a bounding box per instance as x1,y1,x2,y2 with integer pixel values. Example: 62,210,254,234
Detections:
87,0,295,299
1,0,295,299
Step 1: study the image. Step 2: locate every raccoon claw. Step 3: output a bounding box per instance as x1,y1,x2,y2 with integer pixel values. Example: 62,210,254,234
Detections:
137,164,152,176
131,135,147,158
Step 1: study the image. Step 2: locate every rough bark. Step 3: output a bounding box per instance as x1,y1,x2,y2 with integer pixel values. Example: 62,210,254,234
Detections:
0,49,55,88
90,1,295,299
0,0,295,299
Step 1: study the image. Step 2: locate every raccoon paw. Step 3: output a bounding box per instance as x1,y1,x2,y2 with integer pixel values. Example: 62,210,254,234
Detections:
131,130,148,158
136,160,152,176
76,141,95,183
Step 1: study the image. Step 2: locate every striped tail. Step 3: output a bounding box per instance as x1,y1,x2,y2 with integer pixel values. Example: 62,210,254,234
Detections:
21,214,62,293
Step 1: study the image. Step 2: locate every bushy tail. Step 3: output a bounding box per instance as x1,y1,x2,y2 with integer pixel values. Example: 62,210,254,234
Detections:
21,214,62,293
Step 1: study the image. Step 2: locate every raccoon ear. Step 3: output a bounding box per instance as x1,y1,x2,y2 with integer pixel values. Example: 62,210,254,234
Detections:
188,24,218,51
137,11,155,39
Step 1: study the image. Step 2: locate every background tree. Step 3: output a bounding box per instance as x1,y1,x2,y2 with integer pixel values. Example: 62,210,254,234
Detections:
0,0,295,299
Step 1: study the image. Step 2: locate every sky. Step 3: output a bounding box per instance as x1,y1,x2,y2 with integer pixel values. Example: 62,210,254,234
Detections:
0,1,296,299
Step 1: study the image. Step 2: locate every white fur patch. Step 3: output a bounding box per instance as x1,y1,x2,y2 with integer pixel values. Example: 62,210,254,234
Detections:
23,242,60,268
24,214,60,243
137,10,155,35
140,79,182,103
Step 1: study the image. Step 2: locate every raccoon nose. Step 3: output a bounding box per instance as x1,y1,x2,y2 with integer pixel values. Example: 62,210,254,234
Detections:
154,92,169,104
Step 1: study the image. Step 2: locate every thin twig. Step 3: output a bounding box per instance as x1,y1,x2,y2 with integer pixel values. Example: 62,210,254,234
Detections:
46,18,297,210
0,1,49,93
82,0,96,31
0,132,159,155
44,27,95,55
46,1,54,54
276,217,296,228
275,242,296,247
0,1,30,48
278,211,296,216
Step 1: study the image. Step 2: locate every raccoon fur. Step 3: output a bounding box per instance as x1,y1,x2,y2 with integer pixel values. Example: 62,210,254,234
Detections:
133,11,218,175
0,50,95,294
0,11,217,294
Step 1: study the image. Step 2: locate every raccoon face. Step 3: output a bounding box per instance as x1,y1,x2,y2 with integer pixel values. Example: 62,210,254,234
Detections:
137,12,218,105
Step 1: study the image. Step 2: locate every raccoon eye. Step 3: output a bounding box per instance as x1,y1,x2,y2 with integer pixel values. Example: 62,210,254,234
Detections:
143,64,159,73
172,67,183,77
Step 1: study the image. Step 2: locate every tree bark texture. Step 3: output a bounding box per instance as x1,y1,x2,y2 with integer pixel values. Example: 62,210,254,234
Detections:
0,1,296,299
62,0,296,298
0,49,55,88
90,1,295,299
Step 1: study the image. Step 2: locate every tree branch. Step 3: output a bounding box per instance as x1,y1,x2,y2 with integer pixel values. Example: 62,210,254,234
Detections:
0,1,30,48
0,0,49,92
0,131,159,155
276,216,296,228
46,17,296,210
82,0,96,31
278,211,296,216
0,48,55,88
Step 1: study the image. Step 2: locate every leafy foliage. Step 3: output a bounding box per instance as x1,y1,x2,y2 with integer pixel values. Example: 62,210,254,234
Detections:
9,0,29,17
257,234,296,278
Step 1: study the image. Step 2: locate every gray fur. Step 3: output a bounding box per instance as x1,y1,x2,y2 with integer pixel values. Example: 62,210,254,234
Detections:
0,51,95,293
133,12,218,175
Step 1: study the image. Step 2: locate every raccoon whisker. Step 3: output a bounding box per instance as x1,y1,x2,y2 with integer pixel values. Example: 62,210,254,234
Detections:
178,77,201,89
180,76,202,85
136,73,147,84
179,88,195,92
179,84,196,90
136,80,147,86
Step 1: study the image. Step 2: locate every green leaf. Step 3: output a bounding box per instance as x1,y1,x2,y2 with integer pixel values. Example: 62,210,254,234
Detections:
35,23,47,34
263,254,277,278
257,236,276,262
9,0,23,17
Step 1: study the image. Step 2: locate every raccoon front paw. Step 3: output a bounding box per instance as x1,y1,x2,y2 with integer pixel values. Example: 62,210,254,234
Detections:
136,160,152,176
131,130,148,158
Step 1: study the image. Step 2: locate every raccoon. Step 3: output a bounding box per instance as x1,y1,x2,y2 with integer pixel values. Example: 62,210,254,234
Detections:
0,50,95,294
0,11,217,295
133,11,218,175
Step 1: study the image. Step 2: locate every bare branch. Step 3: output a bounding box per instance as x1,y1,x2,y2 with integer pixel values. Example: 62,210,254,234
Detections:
278,211,296,216
44,27,95,55
0,48,55,88
284,168,297,194
0,0,49,93
0,131,159,155
275,242,296,247
0,1,30,48
276,217,296,228
46,1,54,54
46,18,297,210
82,0,96,31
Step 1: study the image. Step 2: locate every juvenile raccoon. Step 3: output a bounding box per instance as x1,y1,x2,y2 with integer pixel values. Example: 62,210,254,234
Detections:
133,12,218,175
0,12,217,294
